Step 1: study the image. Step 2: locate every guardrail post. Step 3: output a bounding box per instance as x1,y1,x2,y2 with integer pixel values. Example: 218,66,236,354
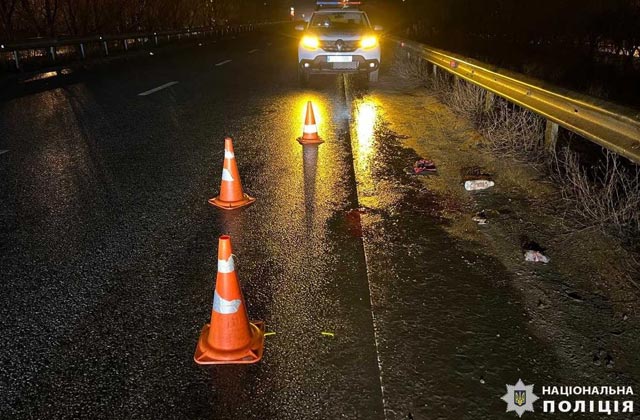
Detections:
79,43,85,59
545,120,559,153
154,34,158,45
50,46,56,61
103,40,109,56
432,63,438,77
484,92,495,113
13,50,20,70
123,39,128,51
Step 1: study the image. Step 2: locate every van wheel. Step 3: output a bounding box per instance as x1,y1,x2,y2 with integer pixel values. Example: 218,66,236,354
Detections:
368,70,379,83
298,68,310,86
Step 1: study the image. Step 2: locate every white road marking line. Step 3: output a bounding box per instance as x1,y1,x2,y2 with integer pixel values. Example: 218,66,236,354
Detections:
0,150,8,155
215,59,232,67
248,49,259,54
137,81,178,96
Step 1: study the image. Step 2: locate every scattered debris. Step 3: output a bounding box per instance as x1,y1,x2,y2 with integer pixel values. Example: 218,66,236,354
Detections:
353,207,370,214
413,159,437,175
472,210,488,225
606,355,615,369
462,167,495,190
405,159,437,175
521,239,549,263
321,332,335,338
465,180,495,191
345,209,365,238
524,250,550,263
264,332,276,337
593,350,614,368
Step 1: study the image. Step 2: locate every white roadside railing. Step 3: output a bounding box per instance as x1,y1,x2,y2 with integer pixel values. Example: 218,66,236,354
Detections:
0,22,282,72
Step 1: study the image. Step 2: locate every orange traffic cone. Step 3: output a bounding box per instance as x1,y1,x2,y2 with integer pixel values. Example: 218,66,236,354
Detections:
297,101,324,145
194,235,265,365
209,137,256,210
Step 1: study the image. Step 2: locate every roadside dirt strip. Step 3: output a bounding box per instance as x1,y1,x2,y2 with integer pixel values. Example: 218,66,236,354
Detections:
344,74,640,419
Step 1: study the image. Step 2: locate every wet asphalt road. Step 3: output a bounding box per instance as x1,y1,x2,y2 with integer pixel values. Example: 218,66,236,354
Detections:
0,28,622,420
0,30,384,419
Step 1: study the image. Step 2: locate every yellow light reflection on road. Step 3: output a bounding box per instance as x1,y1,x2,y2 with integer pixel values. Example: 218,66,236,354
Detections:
24,71,58,83
354,98,378,169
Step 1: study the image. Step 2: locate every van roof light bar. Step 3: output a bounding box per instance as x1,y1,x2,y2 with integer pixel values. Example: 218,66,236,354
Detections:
316,1,362,10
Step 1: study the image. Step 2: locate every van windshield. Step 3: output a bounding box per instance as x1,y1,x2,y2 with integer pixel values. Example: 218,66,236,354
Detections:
310,12,369,29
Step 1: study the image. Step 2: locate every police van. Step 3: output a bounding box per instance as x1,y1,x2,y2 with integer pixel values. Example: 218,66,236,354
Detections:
296,1,382,85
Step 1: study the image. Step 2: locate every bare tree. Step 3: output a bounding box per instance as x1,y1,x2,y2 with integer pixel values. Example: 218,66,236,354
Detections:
18,0,59,37
1,0,281,39
0,0,19,39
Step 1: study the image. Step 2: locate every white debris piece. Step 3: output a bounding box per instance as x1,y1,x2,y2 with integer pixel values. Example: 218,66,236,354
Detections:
524,250,550,263
472,215,488,225
465,180,495,191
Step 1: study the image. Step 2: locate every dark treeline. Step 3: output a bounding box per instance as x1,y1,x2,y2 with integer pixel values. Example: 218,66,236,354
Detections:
0,0,290,40
393,0,640,105
400,0,640,60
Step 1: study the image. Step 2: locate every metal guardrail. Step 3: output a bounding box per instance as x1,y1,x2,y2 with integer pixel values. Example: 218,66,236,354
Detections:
0,23,274,71
391,36,640,164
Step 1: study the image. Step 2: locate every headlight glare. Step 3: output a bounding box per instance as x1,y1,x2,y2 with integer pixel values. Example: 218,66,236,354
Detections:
301,35,320,50
360,35,378,49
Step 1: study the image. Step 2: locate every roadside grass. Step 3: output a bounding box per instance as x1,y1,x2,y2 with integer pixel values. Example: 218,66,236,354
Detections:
393,49,640,242
550,146,640,236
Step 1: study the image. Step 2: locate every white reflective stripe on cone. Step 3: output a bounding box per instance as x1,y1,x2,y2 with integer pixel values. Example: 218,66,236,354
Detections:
221,168,234,181
218,256,235,273
224,150,235,159
303,124,317,134
213,291,241,314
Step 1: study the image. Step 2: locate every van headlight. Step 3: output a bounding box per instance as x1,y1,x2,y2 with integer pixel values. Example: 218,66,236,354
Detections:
360,35,378,50
301,35,320,50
